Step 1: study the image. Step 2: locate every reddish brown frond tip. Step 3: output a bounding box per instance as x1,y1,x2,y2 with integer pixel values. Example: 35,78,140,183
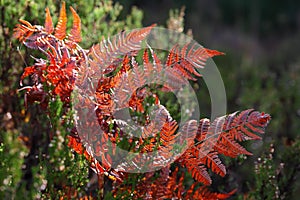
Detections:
54,1,67,40
44,7,54,34
205,48,225,57
69,6,82,43
149,23,157,28
21,66,36,81
216,188,237,199
129,23,155,37
13,19,34,41
259,112,271,125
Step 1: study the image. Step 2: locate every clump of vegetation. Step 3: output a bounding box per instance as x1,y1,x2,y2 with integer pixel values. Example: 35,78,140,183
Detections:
10,1,271,199
5,1,300,199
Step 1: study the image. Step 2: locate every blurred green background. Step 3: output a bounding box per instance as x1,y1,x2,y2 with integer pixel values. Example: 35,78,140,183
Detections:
1,0,299,199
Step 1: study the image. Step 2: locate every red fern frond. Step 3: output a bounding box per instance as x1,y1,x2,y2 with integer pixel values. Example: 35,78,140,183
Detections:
119,55,131,73
44,7,54,34
173,63,197,81
128,90,146,113
179,147,212,185
68,129,124,182
142,49,158,79
175,120,201,185
192,187,236,200
164,43,224,82
149,46,164,73
196,110,270,158
54,1,67,40
95,91,113,115
112,62,149,112
178,109,270,185
67,134,84,154
20,66,38,81
196,118,210,141
201,109,270,157
177,120,199,147
88,24,155,70
219,109,270,157
195,146,226,176
13,19,37,42
186,45,224,69
204,48,225,57
130,62,146,91
216,134,252,157
68,6,82,43
166,44,200,81
141,105,171,138
159,119,178,156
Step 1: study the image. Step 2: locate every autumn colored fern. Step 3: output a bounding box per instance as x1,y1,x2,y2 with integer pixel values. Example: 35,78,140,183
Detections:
178,109,271,185
14,2,271,199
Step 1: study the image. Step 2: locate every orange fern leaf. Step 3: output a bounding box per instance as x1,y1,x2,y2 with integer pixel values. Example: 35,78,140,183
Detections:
196,146,226,176
141,105,171,138
159,119,178,156
13,19,37,42
196,118,210,141
178,109,270,185
198,109,271,158
113,63,148,112
177,120,199,147
178,148,212,185
187,121,226,177
186,45,224,69
67,134,84,154
68,6,82,43
95,91,113,115
20,66,38,81
184,156,212,185
68,129,123,182
44,7,54,34
119,55,131,73
192,187,236,200
204,48,225,57
88,24,155,69
163,43,224,87
129,61,147,91
54,1,67,40
217,109,270,157
166,44,199,81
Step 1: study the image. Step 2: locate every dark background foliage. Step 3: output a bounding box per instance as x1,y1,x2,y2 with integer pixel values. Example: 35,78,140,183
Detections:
1,0,299,199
